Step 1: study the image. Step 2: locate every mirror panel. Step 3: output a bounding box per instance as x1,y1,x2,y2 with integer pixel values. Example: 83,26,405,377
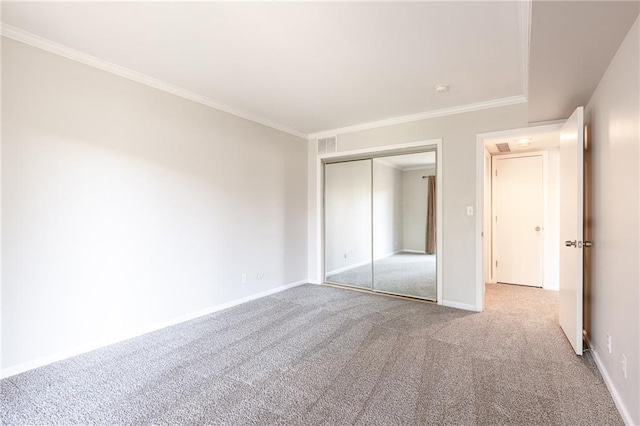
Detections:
324,159,373,290
372,152,437,300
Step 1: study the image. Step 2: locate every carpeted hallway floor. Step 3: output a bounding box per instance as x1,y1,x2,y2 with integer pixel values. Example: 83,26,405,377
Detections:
1,283,622,425
326,252,436,300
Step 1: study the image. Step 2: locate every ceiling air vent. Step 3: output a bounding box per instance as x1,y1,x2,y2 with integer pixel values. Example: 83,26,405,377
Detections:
495,143,511,153
318,136,338,155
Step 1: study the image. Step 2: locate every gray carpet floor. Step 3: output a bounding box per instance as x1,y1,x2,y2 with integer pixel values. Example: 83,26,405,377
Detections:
326,252,436,300
1,283,622,425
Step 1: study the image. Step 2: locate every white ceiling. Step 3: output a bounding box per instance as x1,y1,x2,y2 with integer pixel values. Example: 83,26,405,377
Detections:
484,130,559,155
375,152,435,170
528,1,639,122
1,1,526,136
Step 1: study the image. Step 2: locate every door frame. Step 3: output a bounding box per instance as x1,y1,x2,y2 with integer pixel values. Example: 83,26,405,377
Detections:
483,149,493,284
318,139,443,304
491,151,548,287
475,123,563,311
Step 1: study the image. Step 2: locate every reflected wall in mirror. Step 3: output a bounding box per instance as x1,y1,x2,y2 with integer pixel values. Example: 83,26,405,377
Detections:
373,152,437,300
324,159,372,290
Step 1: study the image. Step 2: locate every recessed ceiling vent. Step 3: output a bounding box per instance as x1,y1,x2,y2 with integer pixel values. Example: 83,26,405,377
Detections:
495,143,511,153
318,136,338,155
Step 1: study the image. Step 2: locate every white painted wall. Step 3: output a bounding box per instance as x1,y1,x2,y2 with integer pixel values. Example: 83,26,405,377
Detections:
402,168,433,252
324,160,372,274
309,104,529,308
373,160,403,259
1,38,308,373
584,16,639,425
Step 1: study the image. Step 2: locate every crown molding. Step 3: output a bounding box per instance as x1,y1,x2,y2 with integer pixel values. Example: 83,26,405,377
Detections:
373,158,403,171
374,158,435,172
1,23,529,143
1,24,307,139
402,164,436,172
307,95,528,140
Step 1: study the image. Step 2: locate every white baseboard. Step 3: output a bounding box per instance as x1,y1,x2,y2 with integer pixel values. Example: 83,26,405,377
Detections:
586,337,635,426
441,299,481,312
326,259,370,276
327,250,407,276
0,279,308,379
403,249,427,254
374,249,403,261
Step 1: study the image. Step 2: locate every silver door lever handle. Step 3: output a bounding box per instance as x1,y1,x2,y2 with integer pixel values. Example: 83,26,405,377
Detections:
565,240,577,247
584,241,593,248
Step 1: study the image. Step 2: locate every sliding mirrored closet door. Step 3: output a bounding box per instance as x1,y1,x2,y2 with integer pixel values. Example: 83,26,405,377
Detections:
324,159,373,290
373,153,437,300
324,150,437,301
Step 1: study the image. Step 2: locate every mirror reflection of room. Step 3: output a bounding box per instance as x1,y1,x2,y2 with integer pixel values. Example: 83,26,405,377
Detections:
324,151,437,301
324,159,373,290
373,152,436,300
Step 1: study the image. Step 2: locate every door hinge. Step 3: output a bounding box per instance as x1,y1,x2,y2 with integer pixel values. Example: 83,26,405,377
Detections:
495,216,498,223
495,170,498,177
496,260,498,268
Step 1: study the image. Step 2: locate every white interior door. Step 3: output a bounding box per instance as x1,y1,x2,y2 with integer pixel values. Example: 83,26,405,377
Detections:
559,107,584,356
493,155,544,287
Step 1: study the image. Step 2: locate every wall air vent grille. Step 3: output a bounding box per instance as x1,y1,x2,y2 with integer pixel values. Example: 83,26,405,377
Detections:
496,143,511,153
318,136,338,155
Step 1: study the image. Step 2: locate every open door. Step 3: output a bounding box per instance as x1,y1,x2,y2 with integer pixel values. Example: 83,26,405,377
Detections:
559,106,585,356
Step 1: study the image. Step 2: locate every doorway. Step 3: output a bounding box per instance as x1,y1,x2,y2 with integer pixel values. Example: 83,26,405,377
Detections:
323,148,440,301
477,109,587,356
478,123,563,297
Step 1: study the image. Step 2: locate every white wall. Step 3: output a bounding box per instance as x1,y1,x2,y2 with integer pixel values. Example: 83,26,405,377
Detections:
1,38,308,373
373,160,403,259
585,16,639,425
402,167,433,252
324,160,372,273
309,104,529,308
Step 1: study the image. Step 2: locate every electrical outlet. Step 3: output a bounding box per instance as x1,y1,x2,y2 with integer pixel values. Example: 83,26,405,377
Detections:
621,354,627,379
607,334,612,354
257,272,264,280
241,273,247,284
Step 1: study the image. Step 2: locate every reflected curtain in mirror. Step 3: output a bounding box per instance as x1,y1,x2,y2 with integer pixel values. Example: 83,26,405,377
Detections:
425,175,436,254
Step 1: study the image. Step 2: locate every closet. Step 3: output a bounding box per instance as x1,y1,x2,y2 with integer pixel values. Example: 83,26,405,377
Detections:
323,150,438,301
